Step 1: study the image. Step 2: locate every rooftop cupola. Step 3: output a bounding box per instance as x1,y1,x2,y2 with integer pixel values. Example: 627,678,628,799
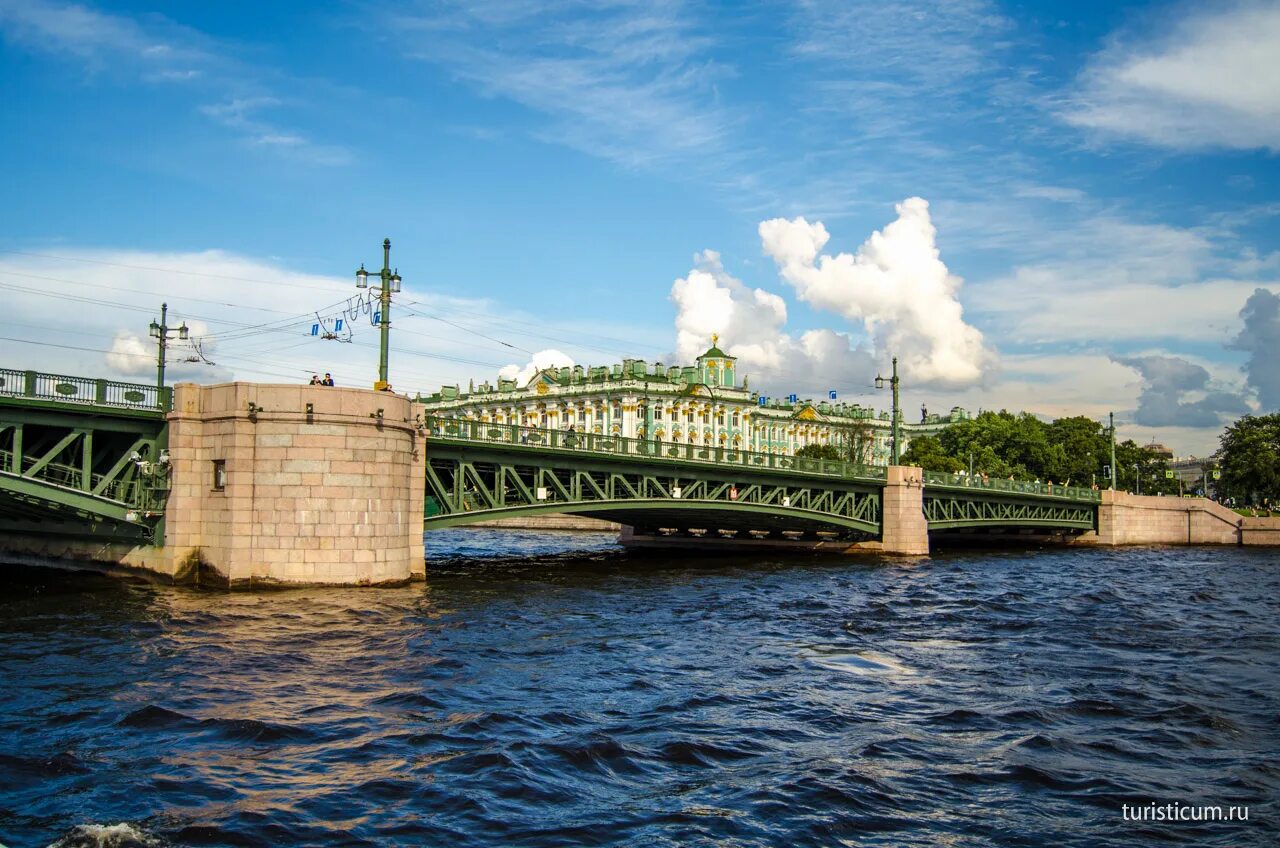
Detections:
695,333,737,387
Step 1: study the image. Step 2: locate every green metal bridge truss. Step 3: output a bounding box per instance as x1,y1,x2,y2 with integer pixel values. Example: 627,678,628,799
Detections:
922,471,1099,532
421,416,886,541
0,368,1102,549
0,369,171,543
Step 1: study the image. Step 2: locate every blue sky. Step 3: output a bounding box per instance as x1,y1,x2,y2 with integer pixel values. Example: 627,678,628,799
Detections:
1,0,1277,454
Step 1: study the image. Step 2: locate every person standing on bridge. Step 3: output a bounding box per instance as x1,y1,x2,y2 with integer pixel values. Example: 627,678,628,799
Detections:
322,373,335,386
729,485,739,501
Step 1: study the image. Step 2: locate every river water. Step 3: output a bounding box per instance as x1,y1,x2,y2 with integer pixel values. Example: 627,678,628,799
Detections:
1,531,1276,847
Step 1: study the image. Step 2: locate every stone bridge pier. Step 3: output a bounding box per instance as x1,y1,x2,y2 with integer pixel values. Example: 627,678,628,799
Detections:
164,382,426,586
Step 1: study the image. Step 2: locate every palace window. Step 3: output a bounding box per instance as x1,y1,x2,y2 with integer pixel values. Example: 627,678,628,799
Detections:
716,412,724,426
732,412,739,427
655,408,663,421
687,410,694,423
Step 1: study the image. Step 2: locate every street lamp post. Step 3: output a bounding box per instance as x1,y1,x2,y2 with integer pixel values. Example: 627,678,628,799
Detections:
148,302,189,390
1134,462,1141,495
874,356,901,465
1108,411,1117,490
355,238,402,390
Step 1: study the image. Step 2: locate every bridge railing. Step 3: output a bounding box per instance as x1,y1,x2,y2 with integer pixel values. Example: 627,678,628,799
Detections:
423,415,888,482
0,368,171,412
923,469,1101,502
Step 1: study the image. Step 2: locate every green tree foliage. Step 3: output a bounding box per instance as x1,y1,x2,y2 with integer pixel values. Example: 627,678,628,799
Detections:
899,435,963,473
1218,414,1280,504
1114,439,1178,496
795,443,842,461
917,410,1172,487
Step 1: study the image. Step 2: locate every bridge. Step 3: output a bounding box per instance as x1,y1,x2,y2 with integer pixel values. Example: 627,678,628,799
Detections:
0,369,1111,583
0,369,171,545
419,414,1098,544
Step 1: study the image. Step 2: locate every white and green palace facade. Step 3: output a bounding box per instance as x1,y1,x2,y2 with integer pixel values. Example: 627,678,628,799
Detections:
417,339,970,465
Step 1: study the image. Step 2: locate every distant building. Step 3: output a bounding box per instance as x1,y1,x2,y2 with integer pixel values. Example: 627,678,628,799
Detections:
1169,456,1214,487
416,336,970,464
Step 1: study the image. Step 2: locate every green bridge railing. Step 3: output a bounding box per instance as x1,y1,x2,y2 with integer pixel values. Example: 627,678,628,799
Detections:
422,415,889,482
0,368,171,412
924,469,1101,502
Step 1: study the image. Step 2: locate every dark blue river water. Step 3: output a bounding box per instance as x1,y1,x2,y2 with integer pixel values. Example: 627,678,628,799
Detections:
1,532,1277,847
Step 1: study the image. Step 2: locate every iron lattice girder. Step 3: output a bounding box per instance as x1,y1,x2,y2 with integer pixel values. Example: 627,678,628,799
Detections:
423,440,882,534
0,401,169,540
922,488,1096,530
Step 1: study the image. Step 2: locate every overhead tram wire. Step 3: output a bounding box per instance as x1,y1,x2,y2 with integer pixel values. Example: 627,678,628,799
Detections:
1,249,658,351
0,249,355,296
3,252,669,361
395,305,533,354
0,269,316,316
0,273,353,344
406,298,669,358
0,335,317,383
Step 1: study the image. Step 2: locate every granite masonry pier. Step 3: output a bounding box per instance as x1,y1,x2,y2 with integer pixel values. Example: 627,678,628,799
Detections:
159,382,426,586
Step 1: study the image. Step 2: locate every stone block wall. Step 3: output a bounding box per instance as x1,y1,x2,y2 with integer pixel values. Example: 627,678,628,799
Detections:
849,465,929,555
165,382,427,586
1076,489,1242,547
1240,516,1280,546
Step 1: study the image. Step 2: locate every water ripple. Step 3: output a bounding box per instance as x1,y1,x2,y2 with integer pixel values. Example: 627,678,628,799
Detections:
0,533,1276,846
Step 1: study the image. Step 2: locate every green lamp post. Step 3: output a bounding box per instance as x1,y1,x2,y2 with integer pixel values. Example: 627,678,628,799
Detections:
355,238,402,390
875,356,901,465
149,302,189,390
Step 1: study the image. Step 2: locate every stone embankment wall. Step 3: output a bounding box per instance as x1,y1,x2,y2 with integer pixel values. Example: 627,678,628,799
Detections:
162,383,426,586
1240,516,1280,546
1075,490,1249,546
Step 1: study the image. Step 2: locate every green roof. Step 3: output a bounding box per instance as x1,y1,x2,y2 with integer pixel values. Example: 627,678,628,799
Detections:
699,345,734,360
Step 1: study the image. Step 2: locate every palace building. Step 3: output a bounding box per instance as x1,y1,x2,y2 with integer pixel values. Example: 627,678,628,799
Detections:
416,337,970,464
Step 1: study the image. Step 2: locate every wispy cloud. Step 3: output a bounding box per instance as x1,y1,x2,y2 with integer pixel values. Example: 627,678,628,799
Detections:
1061,1,1280,152
0,0,198,66
392,0,736,169
200,97,351,166
0,0,348,165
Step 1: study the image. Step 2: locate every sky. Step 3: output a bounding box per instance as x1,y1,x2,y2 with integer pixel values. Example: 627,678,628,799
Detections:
1,0,1277,456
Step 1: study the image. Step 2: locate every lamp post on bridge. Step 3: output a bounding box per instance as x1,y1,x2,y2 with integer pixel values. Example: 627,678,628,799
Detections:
1108,412,1117,491
149,302,189,390
355,238,402,390
875,356,901,465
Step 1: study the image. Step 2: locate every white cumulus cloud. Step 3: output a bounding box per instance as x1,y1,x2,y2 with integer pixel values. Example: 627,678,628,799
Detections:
498,349,575,386
759,197,993,388
668,250,875,394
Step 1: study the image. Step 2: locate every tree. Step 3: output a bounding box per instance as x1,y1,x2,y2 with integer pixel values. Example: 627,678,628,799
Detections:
1114,440,1176,495
1218,414,1280,505
899,435,963,472
1045,416,1107,484
834,419,877,466
796,443,842,461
